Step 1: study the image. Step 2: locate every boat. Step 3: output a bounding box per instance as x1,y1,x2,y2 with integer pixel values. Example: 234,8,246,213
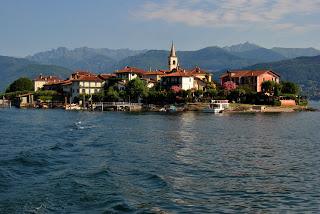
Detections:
159,107,166,112
65,104,82,110
167,105,177,112
203,100,229,113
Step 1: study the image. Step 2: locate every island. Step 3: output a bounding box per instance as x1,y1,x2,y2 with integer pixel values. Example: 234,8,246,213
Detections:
1,43,313,113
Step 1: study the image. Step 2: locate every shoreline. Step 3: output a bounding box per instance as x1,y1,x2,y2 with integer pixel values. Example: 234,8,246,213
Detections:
3,103,317,113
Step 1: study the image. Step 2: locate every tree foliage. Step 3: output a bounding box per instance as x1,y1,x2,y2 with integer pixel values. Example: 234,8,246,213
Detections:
126,78,148,102
35,90,62,102
105,87,120,101
281,81,300,95
6,77,34,93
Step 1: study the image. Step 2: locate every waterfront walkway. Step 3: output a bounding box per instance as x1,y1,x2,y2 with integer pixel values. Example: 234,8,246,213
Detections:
93,102,142,111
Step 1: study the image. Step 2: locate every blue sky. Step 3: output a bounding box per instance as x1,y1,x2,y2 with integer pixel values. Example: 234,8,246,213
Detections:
1,0,320,57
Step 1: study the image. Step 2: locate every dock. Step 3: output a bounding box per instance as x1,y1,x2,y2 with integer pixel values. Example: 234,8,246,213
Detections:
0,99,11,108
93,102,143,111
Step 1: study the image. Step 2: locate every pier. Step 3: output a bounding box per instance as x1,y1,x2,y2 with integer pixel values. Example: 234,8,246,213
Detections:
0,99,11,108
93,102,142,111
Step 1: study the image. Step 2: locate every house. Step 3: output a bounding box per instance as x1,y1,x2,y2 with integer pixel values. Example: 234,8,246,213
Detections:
161,70,194,90
35,71,111,102
61,80,72,97
59,71,105,101
220,70,280,92
34,75,63,91
189,67,212,82
69,71,104,101
193,77,207,91
142,70,166,82
115,66,146,82
98,73,117,88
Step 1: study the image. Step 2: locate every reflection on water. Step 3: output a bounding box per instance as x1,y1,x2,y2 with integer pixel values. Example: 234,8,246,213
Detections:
0,108,320,213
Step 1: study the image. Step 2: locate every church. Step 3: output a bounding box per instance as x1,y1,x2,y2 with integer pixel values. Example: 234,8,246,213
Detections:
159,42,213,91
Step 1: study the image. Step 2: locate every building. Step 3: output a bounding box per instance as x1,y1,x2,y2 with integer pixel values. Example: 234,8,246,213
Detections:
161,70,194,90
115,66,146,82
160,42,214,91
142,70,166,82
98,73,117,88
220,70,280,92
61,71,105,101
34,75,63,91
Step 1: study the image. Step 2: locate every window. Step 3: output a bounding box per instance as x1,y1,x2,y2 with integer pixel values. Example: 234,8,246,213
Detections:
173,60,176,65
82,89,85,94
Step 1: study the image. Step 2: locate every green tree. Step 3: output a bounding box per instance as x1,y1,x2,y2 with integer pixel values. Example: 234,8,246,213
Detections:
281,81,300,95
105,87,120,101
206,88,217,98
6,77,34,93
126,78,149,102
228,87,246,103
35,90,61,102
92,92,104,102
274,83,282,96
261,81,275,94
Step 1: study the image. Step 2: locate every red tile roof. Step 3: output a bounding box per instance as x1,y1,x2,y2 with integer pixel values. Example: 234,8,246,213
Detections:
116,66,146,75
61,80,72,85
158,69,170,73
72,75,103,82
221,70,280,78
164,70,193,77
189,67,208,75
68,70,104,82
143,71,166,76
162,67,209,78
98,73,116,80
73,70,93,76
34,75,63,83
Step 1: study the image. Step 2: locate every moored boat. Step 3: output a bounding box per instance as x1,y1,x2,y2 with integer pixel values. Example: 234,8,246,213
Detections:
65,104,82,110
203,100,229,113
167,105,177,112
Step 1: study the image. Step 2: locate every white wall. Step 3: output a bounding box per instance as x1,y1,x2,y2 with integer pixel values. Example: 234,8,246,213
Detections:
181,77,194,90
34,81,46,91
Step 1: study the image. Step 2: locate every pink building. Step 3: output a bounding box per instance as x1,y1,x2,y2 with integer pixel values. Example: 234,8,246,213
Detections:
220,70,280,92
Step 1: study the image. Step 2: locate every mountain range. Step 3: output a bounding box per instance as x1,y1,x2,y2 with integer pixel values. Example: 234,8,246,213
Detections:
1,42,320,98
26,42,320,72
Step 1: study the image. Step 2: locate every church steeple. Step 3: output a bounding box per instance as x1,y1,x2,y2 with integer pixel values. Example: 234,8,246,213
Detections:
170,41,176,57
168,41,178,71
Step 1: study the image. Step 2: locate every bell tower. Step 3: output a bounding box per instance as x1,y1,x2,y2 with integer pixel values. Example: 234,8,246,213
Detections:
168,41,178,71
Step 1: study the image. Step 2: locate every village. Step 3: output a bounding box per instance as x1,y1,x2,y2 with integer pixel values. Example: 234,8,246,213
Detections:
1,43,309,113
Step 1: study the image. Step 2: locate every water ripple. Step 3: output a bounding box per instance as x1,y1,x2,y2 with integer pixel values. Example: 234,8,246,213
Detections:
0,107,320,213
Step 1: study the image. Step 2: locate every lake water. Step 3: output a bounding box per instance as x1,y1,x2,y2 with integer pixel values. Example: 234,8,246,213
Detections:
1,103,320,213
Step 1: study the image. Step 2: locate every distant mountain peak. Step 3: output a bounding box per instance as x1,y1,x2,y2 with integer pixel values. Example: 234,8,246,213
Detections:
271,47,320,58
223,42,261,53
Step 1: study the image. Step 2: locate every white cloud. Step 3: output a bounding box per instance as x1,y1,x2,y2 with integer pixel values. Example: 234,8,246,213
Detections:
137,0,320,31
